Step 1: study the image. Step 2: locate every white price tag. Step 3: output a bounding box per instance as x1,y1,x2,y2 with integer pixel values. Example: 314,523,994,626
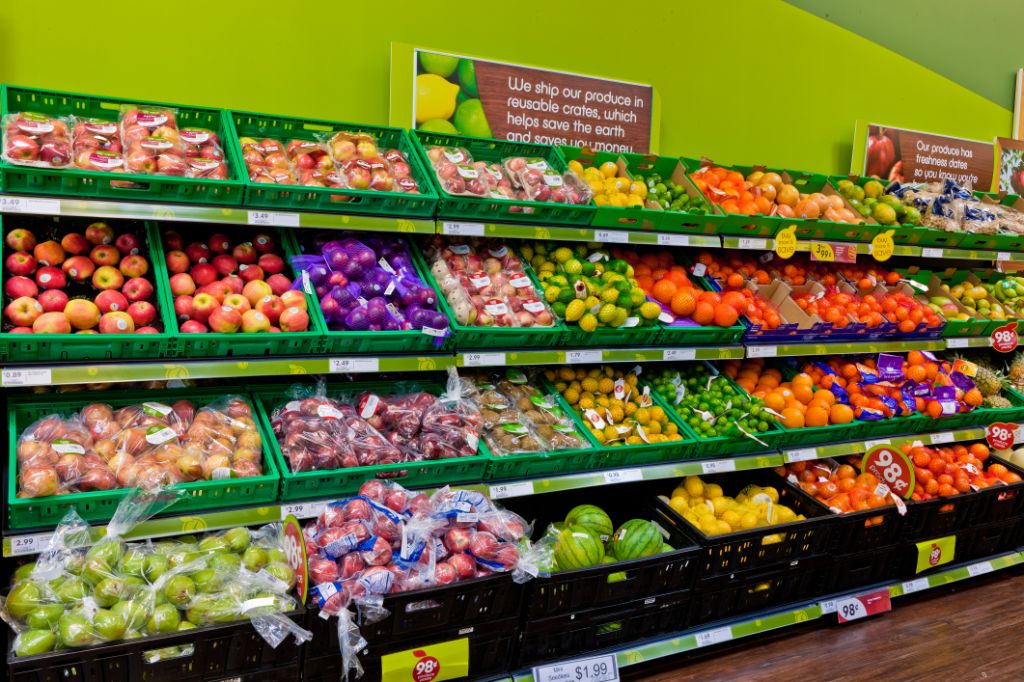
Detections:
967,561,994,577
603,468,644,484
442,221,485,236
488,481,534,499
8,533,50,557
738,238,769,250
657,233,690,246
0,196,60,214
694,626,732,648
921,247,944,258
534,653,619,682
945,338,969,348
835,596,867,621
864,439,890,450
819,599,837,614
2,368,52,387
746,346,777,358
785,448,819,463
566,350,602,364
997,252,1011,262
329,358,379,373
463,352,506,367
663,348,697,361
280,501,327,520
929,432,954,444
247,210,299,227
701,459,737,474
594,229,629,244
901,578,929,594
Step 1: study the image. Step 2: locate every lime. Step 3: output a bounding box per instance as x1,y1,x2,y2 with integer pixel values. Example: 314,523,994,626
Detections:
872,203,897,225
458,59,478,97
553,247,573,263
904,206,922,225
418,118,458,134
453,99,492,138
415,74,459,124
418,52,459,78
864,180,884,199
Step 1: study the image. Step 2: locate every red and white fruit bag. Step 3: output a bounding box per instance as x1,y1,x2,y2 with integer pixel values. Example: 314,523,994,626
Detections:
2,112,72,168
179,128,229,179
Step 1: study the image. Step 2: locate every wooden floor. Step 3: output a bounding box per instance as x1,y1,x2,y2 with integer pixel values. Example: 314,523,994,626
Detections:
630,569,1024,681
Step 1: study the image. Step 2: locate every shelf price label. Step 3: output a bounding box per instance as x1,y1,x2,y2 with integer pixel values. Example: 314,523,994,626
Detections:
836,589,891,623
566,350,602,364
921,247,945,258
694,626,733,648
603,468,643,484
0,196,60,215
247,210,299,227
986,422,1020,450
657,233,690,247
662,348,697,361
329,358,379,373
774,226,797,260
862,445,915,499
8,533,51,557
462,352,506,367
737,238,769,250
992,321,1019,353
534,653,619,682
900,578,930,595
746,345,777,358
701,459,737,475
810,241,857,263
785,448,819,463
1,368,52,387
967,560,994,577
441,221,485,237
488,481,534,499
871,230,895,262
594,229,629,244
381,638,469,682
280,501,327,520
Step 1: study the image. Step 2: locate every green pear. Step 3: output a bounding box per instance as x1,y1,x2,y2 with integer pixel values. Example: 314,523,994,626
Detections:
13,562,36,582
208,553,241,572
54,576,88,604
58,613,95,648
92,608,127,641
6,581,42,619
119,547,147,577
81,558,113,586
192,568,223,594
85,538,124,568
112,600,150,632
13,629,56,656
198,536,229,554
265,562,296,590
25,603,64,630
143,554,169,582
93,577,127,607
145,604,180,635
223,527,251,553
164,575,196,608
241,546,268,572
266,548,287,564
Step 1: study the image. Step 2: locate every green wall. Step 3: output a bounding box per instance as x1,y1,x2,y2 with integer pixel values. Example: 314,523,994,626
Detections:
0,0,1010,175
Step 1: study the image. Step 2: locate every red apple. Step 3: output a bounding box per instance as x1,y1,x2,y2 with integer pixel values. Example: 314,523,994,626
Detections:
38,289,69,312
119,255,148,278
253,234,275,254
94,290,129,313
174,295,194,321
114,233,141,255
241,309,271,333
135,326,159,334
191,293,218,323
60,233,89,255
98,311,134,334
62,255,95,281
89,245,120,267
4,296,43,326
222,293,251,313
122,278,154,302
197,281,230,302
165,250,189,274
208,305,242,333
279,306,309,332
208,233,231,253
238,264,264,282
5,251,36,276
232,243,257,264
255,295,284,324
185,242,210,264
9,326,33,334
180,320,208,333
6,228,37,252
35,266,66,290
7,134,39,160
266,274,292,296
91,266,124,291
222,275,244,295
4,276,38,299
169,273,196,296
190,263,218,286
127,301,157,327
85,222,114,245
257,253,284,275
33,240,65,267
280,290,307,311
164,230,184,251
211,254,238,276
64,299,101,330
32,311,71,334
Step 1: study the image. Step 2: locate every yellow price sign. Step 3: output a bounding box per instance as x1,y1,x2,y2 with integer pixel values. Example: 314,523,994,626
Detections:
871,229,895,262
810,241,835,262
774,225,797,259
381,637,469,682
915,535,956,574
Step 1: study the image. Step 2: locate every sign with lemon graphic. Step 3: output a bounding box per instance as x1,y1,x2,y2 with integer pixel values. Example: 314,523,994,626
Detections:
392,43,657,153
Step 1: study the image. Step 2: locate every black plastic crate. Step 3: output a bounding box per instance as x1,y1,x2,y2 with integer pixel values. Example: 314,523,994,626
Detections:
658,471,834,577
687,556,829,627
514,589,690,668
500,483,700,620
970,458,1024,525
957,518,1024,563
7,611,306,682
302,610,515,682
824,545,903,594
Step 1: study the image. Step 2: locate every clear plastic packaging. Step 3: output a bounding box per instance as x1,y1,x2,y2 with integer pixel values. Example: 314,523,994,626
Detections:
118,107,185,177
179,128,229,180
238,136,296,185
71,117,124,173
2,112,72,168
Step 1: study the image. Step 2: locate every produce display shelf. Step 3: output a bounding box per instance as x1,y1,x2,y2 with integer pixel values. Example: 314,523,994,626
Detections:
719,236,1022,262
747,338,946,358
456,346,745,368
0,193,435,234
782,428,984,464
438,220,722,247
506,549,1024,682
944,336,994,349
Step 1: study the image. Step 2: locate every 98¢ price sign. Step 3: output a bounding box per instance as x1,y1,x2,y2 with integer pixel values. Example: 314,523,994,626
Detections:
534,653,619,682
862,445,915,499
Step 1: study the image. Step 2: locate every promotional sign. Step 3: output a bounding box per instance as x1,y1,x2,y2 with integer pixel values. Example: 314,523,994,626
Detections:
380,638,469,682
862,445,915,499
774,226,797,259
992,320,1019,353
852,122,994,190
835,589,892,623
390,43,657,153
281,514,308,605
995,137,1024,193
986,422,1021,450
915,535,956,573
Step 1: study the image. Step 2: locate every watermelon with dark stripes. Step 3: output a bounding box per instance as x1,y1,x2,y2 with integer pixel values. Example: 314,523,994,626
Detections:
564,504,614,539
553,525,605,570
609,519,663,560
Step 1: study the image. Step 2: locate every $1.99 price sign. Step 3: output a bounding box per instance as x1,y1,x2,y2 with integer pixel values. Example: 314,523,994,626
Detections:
986,422,1020,450
992,321,1019,353
534,653,619,682
862,445,915,499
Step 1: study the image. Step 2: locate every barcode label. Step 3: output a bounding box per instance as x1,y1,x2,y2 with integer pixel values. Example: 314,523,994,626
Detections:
247,210,299,227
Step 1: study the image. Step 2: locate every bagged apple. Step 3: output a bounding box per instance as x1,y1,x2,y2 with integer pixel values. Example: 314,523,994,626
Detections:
178,128,229,179
118,107,185,176
15,413,116,498
383,148,420,193
238,136,296,184
2,112,72,168
71,117,125,173
285,139,333,173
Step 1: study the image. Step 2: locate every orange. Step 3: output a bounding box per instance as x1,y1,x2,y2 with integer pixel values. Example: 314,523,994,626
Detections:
969,443,989,460
925,400,942,419
906,350,925,366
812,389,836,406
764,392,786,413
791,373,814,387
904,365,926,383
651,279,677,305
792,384,814,405
780,407,804,429
836,464,856,480
726,272,744,289
964,388,982,407
805,405,829,427
829,403,854,424
692,301,715,326
713,304,739,327
670,290,696,317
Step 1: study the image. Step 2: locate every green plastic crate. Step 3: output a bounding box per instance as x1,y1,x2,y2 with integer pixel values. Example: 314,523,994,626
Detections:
228,109,438,217
558,146,662,230
783,171,878,242
958,192,1024,251
250,380,490,500
286,231,454,354
682,158,796,237
7,388,280,529
0,215,176,362
410,130,596,225
148,222,326,357
0,85,245,205
414,240,569,350
630,154,728,234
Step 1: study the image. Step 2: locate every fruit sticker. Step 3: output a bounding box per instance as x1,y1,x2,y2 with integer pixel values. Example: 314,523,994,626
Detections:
380,638,469,682
862,445,915,499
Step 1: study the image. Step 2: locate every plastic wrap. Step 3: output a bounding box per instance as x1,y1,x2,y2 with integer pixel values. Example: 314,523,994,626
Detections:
71,117,125,173
2,112,72,168
238,135,296,185
118,107,185,177
179,128,229,180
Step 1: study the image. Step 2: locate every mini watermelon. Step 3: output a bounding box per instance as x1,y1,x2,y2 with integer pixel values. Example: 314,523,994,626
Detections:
553,525,605,570
609,519,663,561
661,543,674,553
564,504,614,539
602,555,627,583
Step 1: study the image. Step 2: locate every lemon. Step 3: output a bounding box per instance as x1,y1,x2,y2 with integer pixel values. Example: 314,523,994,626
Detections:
598,377,615,394
579,313,598,332
563,388,580,405
603,425,619,441
612,308,629,327
684,476,704,498
568,160,584,176
565,299,585,322
601,288,619,304
599,161,618,178
639,301,661,320
629,181,648,198
563,258,583,275
544,286,560,303
704,483,723,499
581,377,598,393
591,428,606,444
553,247,573,264
650,406,666,422
740,512,759,530
415,74,459,124
579,396,595,409
626,195,644,207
